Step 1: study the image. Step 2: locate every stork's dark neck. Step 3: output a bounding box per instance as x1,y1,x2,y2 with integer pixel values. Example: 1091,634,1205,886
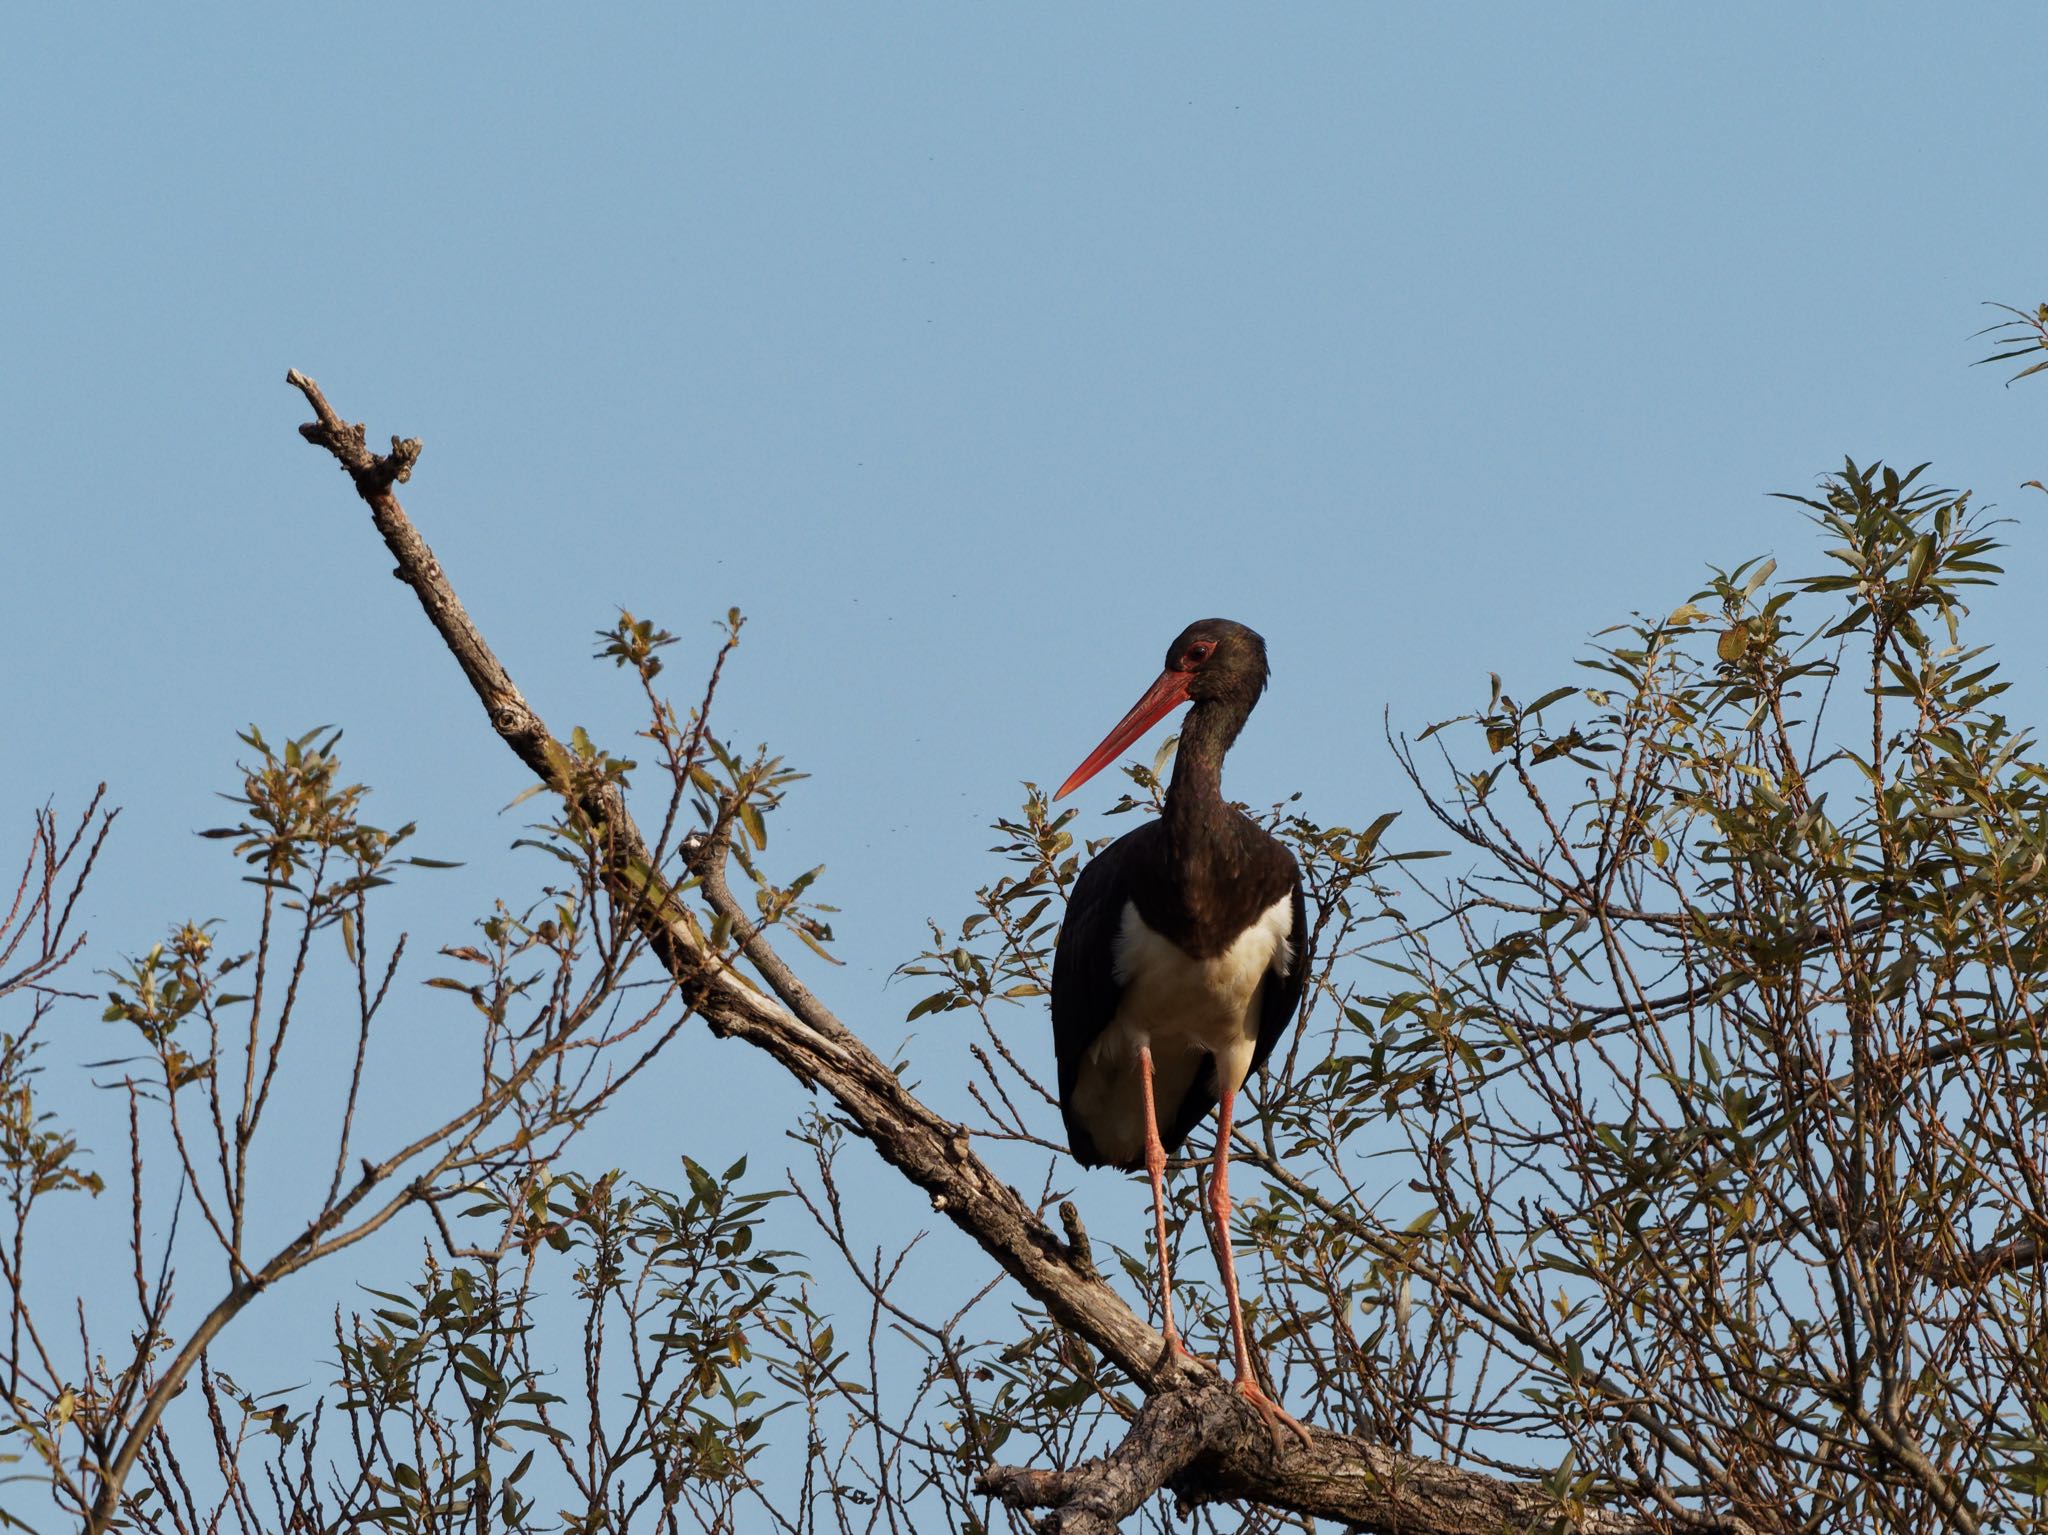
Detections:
1165,695,1252,830
1148,690,1288,957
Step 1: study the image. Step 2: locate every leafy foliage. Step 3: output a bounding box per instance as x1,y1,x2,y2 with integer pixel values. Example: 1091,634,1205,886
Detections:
225,1157,811,1535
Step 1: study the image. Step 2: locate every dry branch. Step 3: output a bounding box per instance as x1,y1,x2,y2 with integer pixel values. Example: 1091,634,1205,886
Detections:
281,369,1705,1534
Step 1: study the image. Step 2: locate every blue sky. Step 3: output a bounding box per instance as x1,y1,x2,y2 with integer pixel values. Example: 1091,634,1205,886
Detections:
7,0,2048,1509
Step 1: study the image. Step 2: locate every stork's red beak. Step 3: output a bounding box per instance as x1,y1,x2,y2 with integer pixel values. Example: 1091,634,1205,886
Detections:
1053,669,1193,801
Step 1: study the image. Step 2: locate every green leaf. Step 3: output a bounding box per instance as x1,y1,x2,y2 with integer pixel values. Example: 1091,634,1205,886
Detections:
1357,810,1401,857
737,800,768,851
684,1156,719,1206
1906,531,1936,589
905,989,954,1021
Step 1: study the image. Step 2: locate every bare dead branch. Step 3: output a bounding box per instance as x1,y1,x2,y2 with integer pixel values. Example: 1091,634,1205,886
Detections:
273,368,1708,1535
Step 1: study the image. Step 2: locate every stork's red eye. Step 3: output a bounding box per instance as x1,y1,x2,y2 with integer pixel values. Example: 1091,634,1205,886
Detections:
1185,642,1215,666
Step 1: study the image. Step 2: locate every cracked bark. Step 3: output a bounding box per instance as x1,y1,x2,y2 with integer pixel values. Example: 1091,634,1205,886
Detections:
285,370,1737,1534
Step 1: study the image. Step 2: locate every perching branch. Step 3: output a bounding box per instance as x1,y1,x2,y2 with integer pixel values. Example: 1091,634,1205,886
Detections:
979,1378,1713,1535
276,369,1703,1534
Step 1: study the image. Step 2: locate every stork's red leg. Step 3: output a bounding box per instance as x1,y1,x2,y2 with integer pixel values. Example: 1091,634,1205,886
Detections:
1208,1085,1311,1447
1138,1045,1191,1363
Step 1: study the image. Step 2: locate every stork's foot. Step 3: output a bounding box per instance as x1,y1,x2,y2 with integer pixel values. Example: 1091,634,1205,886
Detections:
1153,1327,1197,1374
1235,1374,1312,1451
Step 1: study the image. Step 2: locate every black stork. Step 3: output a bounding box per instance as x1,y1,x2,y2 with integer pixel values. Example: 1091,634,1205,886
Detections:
1050,617,1311,1441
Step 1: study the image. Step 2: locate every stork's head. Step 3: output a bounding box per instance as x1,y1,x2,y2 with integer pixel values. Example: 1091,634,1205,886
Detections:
1163,618,1269,708
1053,618,1270,801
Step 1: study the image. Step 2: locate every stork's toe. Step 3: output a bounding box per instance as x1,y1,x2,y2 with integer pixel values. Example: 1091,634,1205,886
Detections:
1236,1375,1312,1451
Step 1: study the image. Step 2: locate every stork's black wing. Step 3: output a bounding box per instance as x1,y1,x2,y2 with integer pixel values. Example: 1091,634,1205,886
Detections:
1050,822,1156,1168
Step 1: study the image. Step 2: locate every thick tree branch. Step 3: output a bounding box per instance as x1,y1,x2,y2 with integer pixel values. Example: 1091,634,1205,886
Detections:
279,369,1718,1535
978,1379,1732,1535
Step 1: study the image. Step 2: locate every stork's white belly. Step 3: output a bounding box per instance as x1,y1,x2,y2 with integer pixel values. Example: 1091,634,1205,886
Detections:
1070,895,1295,1168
